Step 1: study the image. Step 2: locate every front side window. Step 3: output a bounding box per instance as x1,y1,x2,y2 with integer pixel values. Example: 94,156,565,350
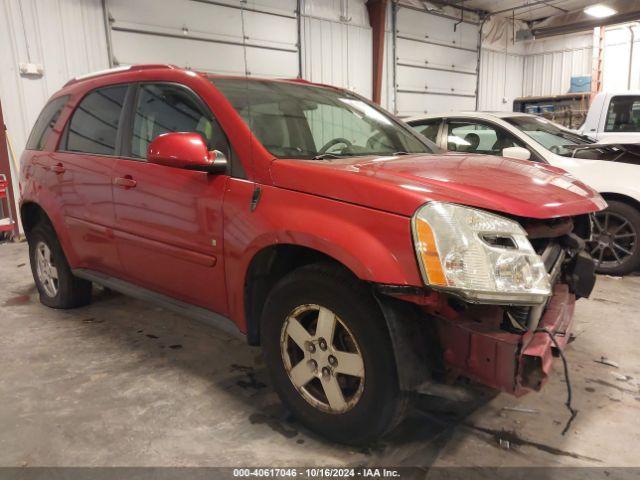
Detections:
26,96,69,151
410,119,441,143
63,85,127,155
605,96,640,132
130,83,228,159
210,78,438,159
447,121,524,155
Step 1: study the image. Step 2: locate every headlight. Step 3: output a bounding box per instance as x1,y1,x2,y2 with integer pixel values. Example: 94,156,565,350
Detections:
412,202,551,305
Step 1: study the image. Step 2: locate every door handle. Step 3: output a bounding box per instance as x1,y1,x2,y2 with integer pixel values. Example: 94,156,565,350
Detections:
113,176,137,189
51,163,65,174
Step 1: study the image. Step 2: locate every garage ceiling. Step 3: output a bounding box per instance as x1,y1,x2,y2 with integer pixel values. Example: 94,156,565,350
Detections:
447,0,606,21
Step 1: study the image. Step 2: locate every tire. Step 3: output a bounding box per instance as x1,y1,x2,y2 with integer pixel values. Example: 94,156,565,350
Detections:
260,263,407,445
28,220,92,309
588,200,640,276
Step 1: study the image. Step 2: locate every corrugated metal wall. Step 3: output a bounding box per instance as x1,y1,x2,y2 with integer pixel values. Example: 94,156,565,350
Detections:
301,0,372,100
477,17,593,111
478,49,524,111
477,17,525,112
0,0,108,221
521,32,593,97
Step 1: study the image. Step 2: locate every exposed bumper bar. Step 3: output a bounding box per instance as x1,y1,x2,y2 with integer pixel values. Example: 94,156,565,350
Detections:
432,283,576,396
519,284,575,391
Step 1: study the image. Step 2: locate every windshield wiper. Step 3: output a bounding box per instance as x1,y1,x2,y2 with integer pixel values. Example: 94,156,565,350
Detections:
392,151,409,155
311,153,342,160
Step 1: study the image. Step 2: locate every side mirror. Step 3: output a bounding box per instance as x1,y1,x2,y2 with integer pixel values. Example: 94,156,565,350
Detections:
147,132,227,174
502,146,531,161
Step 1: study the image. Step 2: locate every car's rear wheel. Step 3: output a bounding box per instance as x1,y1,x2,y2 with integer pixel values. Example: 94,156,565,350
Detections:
587,200,640,276
28,221,92,308
260,263,407,445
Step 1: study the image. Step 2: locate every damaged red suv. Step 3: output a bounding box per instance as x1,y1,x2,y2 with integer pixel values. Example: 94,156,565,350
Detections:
19,65,604,444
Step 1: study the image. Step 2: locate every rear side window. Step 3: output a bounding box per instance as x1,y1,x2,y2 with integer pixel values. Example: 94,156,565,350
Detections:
130,83,229,159
63,85,128,155
605,96,640,132
26,96,69,150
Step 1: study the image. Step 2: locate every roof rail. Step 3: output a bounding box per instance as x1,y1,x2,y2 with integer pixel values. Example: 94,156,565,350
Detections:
63,64,178,87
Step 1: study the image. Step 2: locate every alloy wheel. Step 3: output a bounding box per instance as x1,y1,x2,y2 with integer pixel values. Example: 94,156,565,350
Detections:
588,211,638,271
280,304,365,414
35,241,59,297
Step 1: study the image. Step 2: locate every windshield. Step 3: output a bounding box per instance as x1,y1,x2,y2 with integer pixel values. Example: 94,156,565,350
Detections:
210,78,439,159
503,116,598,157
505,115,627,160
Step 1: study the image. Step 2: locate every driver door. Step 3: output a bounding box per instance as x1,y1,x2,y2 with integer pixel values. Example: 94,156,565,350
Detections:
111,82,231,314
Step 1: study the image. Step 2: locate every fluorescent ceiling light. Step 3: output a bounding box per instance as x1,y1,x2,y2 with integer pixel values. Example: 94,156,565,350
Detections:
584,4,617,18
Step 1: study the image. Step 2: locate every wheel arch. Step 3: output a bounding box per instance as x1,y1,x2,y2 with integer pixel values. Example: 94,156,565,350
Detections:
19,201,79,267
600,192,640,212
243,243,360,346
20,201,52,238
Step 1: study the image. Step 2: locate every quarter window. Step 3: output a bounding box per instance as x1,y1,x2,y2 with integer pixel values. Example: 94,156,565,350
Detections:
26,96,69,151
130,83,228,159
63,85,127,155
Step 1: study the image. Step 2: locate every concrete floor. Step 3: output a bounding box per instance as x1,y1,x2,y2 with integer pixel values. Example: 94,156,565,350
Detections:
1,240,639,468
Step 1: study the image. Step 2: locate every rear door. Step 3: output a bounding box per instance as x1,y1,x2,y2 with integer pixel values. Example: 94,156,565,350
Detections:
50,84,130,275
111,82,230,314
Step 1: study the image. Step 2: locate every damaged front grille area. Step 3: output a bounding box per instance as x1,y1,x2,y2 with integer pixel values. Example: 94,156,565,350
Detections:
503,216,582,334
417,214,597,398
504,240,565,333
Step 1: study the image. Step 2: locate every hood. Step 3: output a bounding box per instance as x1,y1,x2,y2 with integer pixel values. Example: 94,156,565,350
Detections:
269,153,606,219
598,134,640,145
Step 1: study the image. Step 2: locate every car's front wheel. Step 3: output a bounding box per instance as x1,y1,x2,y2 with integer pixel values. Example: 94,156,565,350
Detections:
587,200,640,276
260,263,407,445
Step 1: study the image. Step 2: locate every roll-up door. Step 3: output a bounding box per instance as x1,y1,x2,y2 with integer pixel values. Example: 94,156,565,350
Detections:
394,3,479,116
105,0,299,77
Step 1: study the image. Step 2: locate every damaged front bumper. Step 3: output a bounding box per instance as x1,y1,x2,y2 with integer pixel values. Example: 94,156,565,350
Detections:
378,234,596,397
433,283,576,396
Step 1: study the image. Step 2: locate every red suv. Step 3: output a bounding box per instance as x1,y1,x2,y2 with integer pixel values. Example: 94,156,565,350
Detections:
20,64,604,444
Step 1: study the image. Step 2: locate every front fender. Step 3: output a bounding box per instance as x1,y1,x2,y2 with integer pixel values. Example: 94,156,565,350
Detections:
552,158,640,205
222,180,423,332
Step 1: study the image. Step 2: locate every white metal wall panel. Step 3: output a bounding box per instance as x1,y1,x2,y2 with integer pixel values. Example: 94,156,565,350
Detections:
521,33,593,97
394,4,479,116
0,0,108,224
107,0,299,77
478,49,524,112
602,24,640,92
301,0,372,99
